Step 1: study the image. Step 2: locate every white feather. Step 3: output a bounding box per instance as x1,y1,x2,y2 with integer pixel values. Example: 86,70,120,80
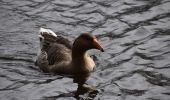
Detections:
39,28,57,37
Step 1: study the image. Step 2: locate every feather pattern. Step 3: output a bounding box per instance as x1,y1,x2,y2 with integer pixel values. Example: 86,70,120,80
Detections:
35,28,103,74
37,28,72,67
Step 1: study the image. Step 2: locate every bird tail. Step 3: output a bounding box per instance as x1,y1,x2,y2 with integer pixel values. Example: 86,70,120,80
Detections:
39,28,57,37
35,28,57,70
38,28,58,49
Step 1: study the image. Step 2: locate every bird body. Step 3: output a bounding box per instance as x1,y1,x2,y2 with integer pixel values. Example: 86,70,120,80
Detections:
35,28,104,75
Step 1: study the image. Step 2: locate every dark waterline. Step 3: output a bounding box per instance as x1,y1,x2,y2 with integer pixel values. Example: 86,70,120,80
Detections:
0,0,170,100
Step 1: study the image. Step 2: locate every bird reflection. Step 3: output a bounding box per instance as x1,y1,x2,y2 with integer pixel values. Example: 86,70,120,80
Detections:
73,73,98,99
43,73,98,100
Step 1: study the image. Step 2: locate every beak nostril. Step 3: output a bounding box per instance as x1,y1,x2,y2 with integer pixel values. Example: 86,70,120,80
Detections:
93,38,104,52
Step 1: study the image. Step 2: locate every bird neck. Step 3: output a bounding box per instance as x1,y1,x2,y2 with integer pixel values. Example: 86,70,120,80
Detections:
71,46,95,73
72,47,87,64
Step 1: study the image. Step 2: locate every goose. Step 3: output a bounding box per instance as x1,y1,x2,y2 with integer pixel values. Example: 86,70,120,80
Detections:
35,28,104,75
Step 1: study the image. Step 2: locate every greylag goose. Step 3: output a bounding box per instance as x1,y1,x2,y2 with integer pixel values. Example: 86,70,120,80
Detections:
35,28,104,74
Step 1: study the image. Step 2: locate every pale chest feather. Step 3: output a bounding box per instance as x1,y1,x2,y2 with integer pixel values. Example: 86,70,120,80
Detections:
85,56,95,72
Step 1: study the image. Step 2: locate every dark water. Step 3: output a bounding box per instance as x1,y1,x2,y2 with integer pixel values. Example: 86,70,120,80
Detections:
0,0,170,100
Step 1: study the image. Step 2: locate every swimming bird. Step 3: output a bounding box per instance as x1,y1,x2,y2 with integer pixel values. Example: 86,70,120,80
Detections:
35,28,104,75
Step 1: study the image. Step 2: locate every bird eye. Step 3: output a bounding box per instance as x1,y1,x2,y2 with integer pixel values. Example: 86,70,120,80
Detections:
85,36,92,40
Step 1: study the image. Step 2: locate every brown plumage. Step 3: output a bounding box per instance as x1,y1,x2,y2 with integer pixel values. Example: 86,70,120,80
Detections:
35,28,104,74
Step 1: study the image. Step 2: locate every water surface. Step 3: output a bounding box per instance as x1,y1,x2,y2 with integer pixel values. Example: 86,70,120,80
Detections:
0,0,170,100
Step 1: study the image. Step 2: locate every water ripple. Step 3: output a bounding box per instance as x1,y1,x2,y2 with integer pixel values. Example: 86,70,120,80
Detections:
0,0,170,100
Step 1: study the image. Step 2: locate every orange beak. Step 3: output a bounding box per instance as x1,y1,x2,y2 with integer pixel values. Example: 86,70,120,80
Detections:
93,38,104,52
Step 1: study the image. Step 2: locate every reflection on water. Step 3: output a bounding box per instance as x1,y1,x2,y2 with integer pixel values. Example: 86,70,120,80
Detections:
0,0,170,100
43,73,98,99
